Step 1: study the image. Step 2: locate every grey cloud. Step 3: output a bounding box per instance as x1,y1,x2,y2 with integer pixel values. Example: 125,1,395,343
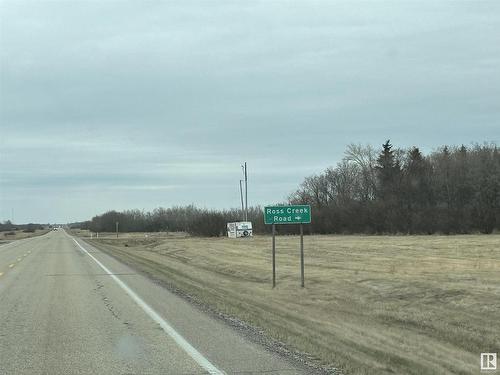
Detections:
1,1,499,222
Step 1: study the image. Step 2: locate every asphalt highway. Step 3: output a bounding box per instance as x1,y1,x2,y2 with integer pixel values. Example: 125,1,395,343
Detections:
0,230,309,375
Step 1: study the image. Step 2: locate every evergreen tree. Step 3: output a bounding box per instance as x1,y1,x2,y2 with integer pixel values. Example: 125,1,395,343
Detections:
375,140,403,232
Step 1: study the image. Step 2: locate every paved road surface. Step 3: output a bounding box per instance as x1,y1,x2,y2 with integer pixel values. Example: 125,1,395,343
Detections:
0,230,310,374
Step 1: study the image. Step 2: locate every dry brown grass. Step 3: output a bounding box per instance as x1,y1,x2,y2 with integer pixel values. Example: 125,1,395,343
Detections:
0,229,50,244
74,230,500,375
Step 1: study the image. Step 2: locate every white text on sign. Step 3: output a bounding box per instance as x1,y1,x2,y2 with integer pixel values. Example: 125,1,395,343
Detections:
266,207,309,215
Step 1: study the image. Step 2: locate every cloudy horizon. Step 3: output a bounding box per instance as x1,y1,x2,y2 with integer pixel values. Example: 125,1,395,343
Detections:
1,1,499,224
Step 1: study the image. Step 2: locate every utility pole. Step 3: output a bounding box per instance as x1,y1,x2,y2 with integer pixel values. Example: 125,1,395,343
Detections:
244,162,248,221
240,162,249,222
116,221,119,238
239,180,245,220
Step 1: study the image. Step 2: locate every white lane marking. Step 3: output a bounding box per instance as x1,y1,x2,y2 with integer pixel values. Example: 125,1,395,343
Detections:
72,238,224,375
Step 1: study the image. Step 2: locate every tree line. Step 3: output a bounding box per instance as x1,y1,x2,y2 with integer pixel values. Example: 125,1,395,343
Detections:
77,141,499,236
78,206,269,237
290,141,499,234
0,221,45,233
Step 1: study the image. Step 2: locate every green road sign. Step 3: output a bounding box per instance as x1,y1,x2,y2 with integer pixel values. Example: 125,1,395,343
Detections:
264,205,311,225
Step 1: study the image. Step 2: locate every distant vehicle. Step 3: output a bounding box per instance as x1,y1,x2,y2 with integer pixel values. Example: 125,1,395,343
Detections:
227,222,253,238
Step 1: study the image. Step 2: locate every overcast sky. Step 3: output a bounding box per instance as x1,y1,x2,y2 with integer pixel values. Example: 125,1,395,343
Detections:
1,1,499,224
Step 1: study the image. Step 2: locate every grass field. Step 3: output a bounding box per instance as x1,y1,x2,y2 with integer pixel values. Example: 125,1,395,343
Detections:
73,230,500,374
0,229,50,244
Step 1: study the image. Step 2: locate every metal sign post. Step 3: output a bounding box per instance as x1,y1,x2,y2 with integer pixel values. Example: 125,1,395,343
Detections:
272,223,276,288
264,205,311,288
300,223,304,288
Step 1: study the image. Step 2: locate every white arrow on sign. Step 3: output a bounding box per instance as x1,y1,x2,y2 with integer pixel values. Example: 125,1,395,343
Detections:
295,216,301,220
